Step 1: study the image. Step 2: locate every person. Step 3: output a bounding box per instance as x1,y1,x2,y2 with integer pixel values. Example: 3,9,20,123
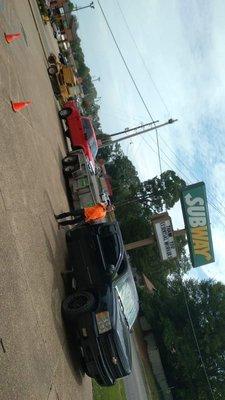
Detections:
55,203,115,227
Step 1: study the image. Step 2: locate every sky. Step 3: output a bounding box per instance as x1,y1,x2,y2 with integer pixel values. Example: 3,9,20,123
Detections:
72,0,225,283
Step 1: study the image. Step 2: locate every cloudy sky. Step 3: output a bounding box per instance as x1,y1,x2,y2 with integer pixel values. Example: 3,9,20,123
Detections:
73,0,225,283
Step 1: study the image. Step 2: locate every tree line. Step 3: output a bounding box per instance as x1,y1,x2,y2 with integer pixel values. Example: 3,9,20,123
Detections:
105,144,225,400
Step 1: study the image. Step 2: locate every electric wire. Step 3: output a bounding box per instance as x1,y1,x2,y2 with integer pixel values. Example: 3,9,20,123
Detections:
111,0,225,216
114,0,171,117
98,0,225,220
142,135,225,228
97,1,225,219
179,273,216,400
158,135,225,212
96,0,163,175
102,104,225,214
95,4,223,395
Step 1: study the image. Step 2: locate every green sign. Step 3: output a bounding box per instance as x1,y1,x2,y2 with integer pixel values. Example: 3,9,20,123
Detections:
180,182,214,268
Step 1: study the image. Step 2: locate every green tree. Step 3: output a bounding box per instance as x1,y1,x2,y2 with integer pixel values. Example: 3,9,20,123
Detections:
105,146,190,281
68,1,75,12
140,278,225,400
96,133,112,162
140,170,186,212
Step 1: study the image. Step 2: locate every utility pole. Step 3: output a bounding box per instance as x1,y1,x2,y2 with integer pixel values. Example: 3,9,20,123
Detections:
92,76,100,82
62,2,95,16
109,121,159,138
99,119,177,148
73,2,95,11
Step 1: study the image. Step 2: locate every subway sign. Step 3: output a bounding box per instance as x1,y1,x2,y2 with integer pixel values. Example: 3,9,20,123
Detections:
180,182,214,268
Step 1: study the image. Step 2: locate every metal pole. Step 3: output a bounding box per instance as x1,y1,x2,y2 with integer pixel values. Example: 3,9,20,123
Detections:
125,228,186,251
109,121,159,138
99,119,177,148
62,3,95,16
73,2,95,11
74,4,95,11
92,77,100,82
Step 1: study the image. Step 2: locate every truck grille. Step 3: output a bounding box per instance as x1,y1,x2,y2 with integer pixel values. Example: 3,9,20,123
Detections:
98,334,124,378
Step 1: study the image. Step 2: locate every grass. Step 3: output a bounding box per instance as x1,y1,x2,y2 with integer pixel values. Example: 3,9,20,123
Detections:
92,379,127,400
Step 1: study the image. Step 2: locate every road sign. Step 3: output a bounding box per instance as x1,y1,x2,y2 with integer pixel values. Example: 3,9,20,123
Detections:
180,182,214,267
152,213,177,261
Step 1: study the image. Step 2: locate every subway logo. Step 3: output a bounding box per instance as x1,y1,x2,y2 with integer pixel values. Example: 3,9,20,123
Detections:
181,182,214,268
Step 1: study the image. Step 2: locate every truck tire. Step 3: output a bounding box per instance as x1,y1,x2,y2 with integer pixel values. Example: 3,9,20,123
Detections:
62,291,95,319
48,64,58,76
48,54,57,64
58,108,71,119
62,155,76,166
63,165,76,177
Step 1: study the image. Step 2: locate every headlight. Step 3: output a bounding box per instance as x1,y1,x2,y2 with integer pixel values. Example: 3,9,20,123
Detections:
96,311,111,334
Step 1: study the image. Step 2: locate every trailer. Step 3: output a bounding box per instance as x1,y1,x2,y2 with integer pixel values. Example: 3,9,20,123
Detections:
62,149,98,209
47,54,76,104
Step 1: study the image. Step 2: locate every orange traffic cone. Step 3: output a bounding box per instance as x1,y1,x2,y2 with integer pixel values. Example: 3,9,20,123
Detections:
11,100,31,112
4,32,21,44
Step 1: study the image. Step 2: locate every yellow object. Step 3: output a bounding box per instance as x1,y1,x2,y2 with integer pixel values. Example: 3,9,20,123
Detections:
61,66,77,86
59,84,70,102
42,16,50,24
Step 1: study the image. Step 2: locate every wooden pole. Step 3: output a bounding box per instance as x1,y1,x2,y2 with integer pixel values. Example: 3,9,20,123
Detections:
124,228,186,251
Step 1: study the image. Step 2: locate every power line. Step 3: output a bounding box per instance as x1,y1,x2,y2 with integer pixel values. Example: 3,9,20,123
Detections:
141,135,225,228
178,272,216,400
112,0,225,218
97,0,163,175
114,0,171,117
97,1,225,226
158,135,225,213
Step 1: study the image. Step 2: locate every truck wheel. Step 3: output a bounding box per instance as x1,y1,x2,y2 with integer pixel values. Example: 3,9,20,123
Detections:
58,108,71,119
48,64,58,76
62,155,76,166
62,292,95,319
63,165,76,176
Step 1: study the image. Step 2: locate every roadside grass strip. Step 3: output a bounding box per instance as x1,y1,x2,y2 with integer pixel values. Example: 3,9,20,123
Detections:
92,379,127,400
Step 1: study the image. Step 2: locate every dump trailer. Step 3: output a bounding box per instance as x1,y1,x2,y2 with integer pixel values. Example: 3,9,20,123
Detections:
47,54,76,103
62,149,98,209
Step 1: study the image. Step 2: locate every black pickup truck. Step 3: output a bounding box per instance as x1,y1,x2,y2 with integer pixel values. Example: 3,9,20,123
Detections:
61,220,139,386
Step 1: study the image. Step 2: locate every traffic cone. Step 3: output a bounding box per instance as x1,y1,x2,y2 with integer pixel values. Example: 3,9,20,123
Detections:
11,100,31,112
4,32,21,44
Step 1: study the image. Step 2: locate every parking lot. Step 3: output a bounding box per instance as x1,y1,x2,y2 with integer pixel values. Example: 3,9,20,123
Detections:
0,1,92,399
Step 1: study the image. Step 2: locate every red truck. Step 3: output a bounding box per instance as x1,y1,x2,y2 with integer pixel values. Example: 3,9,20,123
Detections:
58,100,98,174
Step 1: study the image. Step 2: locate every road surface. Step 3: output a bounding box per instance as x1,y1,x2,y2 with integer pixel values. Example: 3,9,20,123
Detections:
124,336,150,400
0,1,92,399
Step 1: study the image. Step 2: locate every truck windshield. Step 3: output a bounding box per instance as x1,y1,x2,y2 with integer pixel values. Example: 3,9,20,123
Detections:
81,118,93,140
88,136,98,159
115,272,139,329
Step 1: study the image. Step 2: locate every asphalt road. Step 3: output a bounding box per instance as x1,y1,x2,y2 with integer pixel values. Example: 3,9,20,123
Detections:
0,1,92,399
124,336,150,400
